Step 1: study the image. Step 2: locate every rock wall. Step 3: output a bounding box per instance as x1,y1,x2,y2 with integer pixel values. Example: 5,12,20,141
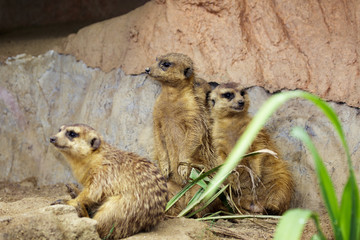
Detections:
60,0,360,108
0,51,159,185
0,51,359,212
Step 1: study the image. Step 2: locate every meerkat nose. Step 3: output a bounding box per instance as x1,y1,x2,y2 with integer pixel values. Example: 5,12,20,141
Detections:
50,137,57,143
238,101,244,107
145,67,150,74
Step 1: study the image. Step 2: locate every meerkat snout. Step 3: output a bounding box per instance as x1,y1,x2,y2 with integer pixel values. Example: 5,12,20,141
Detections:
49,137,56,144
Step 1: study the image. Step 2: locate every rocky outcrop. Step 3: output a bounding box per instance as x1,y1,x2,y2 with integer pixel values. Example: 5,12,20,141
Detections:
0,203,100,240
0,51,359,212
60,0,360,108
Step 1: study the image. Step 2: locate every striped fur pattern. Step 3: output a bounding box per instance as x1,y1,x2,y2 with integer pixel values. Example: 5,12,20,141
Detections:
50,124,167,239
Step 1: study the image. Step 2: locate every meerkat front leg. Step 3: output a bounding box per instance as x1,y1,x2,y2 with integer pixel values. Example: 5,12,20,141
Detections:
66,183,81,199
51,188,93,217
177,130,203,183
153,121,170,179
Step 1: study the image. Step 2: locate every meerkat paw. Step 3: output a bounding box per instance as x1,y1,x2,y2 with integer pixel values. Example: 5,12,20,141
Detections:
51,199,68,205
161,165,170,179
178,162,191,183
67,199,89,218
65,183,81,199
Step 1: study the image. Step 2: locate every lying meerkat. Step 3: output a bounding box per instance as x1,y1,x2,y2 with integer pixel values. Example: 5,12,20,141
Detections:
209,83,294,215
145,53,217,186
49,124,168,239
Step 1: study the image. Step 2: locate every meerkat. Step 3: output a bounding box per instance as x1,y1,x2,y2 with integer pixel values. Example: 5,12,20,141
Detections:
49,124,168,239
145,53,217,186
209,83,294,215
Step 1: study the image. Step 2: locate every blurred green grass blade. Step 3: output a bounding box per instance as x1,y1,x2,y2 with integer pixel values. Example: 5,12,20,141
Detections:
291,127,342,239
274,209,326,240
340,173,360,240
340,178,352,240
298,92,352,171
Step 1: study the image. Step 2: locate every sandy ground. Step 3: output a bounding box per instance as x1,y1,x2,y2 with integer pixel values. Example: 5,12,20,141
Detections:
0,179,334,240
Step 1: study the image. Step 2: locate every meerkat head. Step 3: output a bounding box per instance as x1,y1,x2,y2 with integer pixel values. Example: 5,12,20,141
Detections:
209,82,249,118
49,124,102,159
145,53,194,86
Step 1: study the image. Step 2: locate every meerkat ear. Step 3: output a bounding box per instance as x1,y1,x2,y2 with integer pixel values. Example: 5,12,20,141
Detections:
90,138,101,150
184,67,193,78
209,81,219,90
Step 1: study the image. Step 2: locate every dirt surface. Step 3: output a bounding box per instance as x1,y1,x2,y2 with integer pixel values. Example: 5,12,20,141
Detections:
0,180,334,239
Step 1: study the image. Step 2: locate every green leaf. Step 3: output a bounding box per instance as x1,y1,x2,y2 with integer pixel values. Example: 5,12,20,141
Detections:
339,173,360,240
186,184,229,218
291,127,342,239
187,187,204,207
166,165,222,213
274,209,326,240
189,168,209,189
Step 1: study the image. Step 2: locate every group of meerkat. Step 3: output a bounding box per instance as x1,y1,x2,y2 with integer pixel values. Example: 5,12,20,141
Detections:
49,52,294,239
145,53,294,215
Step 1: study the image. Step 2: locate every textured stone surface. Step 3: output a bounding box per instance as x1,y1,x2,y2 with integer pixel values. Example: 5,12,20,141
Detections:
60,0,360,108
0,203,100,240
0,51,359,213
0,51,160,185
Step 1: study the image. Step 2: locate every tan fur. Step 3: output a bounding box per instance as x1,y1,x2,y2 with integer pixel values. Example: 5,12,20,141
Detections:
209,83,294,215
146,53,216,186
50,124,168,239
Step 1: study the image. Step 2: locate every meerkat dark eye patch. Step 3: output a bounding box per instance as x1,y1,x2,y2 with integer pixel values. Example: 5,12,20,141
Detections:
240,90,246,96
66,130,79,140
159,61,172,70
221,92,235,100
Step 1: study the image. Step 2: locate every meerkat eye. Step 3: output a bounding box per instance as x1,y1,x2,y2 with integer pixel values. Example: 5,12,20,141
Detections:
66,130,79,139
240,90,246,96
162,61,171,68
221,92,235,100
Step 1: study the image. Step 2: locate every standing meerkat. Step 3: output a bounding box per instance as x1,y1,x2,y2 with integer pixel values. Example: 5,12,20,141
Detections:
209,83,294,215
49,124,168,239
145,53,216,186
